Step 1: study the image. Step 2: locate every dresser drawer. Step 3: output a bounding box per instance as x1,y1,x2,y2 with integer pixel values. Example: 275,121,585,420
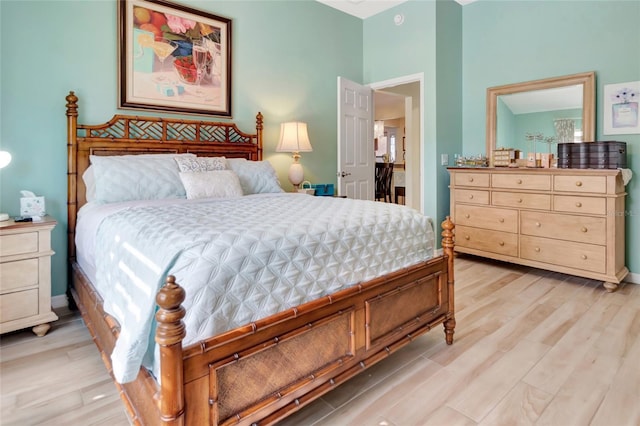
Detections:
455,205,518,233
521,211,606,245
492,192,551,210
553,196,606,215
492,173,551,191
520,236,605,273
0,232,39,257
454,172,490,188
455,189,489,205
456,225,518,256
554,175,607,194
0,259,39,293
0,289,39,322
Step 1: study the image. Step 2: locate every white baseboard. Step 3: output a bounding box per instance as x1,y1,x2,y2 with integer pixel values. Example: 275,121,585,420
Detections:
52,294,69,310
625,271,639,285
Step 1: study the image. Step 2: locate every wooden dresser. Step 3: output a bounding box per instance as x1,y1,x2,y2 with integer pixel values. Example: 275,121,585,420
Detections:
0,217,58,336
448,168,628,291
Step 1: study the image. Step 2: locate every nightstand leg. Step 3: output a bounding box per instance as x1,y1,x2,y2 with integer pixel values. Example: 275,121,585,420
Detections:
603,282,618,293
32,323,51,337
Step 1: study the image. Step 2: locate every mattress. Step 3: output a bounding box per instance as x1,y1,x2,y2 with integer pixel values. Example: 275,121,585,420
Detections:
75,193,435,383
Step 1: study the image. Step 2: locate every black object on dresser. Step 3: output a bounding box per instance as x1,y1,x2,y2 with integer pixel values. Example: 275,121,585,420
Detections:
557,141,627,169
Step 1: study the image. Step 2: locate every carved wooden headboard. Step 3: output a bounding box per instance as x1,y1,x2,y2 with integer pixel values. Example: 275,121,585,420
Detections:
65,91,263,261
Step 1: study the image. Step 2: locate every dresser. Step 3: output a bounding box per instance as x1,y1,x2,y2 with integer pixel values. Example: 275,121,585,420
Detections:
448,168,628,291
0,217,58,335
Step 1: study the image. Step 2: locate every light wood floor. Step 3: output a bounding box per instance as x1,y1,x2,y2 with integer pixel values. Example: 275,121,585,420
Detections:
1,256,639,425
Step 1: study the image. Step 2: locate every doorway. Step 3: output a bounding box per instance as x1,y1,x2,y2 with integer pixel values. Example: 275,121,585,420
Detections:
371,74,422,212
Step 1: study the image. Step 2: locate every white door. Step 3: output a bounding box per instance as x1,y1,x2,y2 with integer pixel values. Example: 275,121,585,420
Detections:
337,76,374,200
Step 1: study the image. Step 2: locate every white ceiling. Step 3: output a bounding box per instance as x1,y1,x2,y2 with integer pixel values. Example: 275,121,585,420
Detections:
316,0,477,19
500,85,583,115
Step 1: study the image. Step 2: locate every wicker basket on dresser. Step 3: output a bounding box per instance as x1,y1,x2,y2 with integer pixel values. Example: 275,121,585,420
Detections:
448,167,628,292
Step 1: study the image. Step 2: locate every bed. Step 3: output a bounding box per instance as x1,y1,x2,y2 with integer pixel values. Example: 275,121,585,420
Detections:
65,91,456,425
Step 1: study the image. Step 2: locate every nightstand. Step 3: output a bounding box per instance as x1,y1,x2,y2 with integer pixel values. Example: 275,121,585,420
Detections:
0,216,58,336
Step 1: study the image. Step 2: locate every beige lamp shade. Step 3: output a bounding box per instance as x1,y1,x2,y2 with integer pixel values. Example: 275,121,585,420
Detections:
0,151,11,169
276,122,312,190
276,122,313,153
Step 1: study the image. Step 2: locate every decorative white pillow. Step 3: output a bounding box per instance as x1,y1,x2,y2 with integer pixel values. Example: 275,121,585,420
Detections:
226,159,284,194
175,156,226,172
83,166,96,202
90,154,195,203
179,170,243,199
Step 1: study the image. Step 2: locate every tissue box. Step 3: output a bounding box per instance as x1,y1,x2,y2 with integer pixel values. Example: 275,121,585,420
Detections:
20,196,45,217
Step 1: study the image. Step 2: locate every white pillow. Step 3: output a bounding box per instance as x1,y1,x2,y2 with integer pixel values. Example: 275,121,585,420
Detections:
90,154,195,203
83,166,96,202
175,156,226,172
226,159,284,194
179,170,243,199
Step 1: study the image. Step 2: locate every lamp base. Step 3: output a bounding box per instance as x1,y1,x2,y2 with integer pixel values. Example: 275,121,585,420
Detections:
0,213,9,221
288,162,304,190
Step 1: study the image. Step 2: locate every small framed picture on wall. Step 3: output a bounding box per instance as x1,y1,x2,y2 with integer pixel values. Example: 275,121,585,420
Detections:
603,81,640,135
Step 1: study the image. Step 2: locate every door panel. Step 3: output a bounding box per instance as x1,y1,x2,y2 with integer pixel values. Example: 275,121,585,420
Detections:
338,77,374,200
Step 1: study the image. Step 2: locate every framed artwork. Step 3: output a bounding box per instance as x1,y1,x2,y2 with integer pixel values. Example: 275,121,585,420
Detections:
603,81,639,135
118,0,232,117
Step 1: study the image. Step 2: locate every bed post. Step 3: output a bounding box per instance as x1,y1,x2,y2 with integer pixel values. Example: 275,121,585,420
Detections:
256,112,263,160
155,275,187,426
66,91,79,264
441,216,456,345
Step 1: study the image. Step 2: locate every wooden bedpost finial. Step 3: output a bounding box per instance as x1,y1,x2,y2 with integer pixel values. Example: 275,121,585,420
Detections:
441,216,455,253
66,91,78,117
256,112,263,131
156,275,186,346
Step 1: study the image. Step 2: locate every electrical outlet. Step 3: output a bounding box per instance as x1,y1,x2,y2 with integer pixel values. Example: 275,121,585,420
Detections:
441,154,449,166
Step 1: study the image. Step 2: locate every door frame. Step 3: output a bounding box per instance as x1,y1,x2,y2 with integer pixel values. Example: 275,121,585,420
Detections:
370,73,424,213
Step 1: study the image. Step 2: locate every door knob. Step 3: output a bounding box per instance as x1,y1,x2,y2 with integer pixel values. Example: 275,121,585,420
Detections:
338,171,351,177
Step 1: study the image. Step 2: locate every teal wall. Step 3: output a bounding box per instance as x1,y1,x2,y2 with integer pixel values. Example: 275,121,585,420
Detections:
0,0,362,297
1,0,638,298
462,0,640,275
363,0,462,227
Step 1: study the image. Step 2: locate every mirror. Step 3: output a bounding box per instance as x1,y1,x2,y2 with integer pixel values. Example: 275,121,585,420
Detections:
486,72,595,165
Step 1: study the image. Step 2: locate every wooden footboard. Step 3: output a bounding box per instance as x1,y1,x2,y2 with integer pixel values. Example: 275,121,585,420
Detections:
69,217,454,426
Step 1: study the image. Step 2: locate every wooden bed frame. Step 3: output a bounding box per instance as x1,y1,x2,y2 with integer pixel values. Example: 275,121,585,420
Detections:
65,91,456,425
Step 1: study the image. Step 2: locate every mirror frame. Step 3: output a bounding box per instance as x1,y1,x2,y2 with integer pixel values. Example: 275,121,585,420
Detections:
486,71,596,166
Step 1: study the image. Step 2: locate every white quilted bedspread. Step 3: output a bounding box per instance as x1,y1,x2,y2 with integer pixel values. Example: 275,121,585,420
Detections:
87,193,435,383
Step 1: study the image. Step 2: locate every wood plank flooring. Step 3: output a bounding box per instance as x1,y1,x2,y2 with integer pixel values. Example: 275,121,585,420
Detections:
1,256,639,425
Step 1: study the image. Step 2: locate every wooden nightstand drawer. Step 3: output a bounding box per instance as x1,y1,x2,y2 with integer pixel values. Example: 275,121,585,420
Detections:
455,205,517,233
456,225,518,256
492,173,551,191
492,192,551,210
0,259,39,292
454,189,489,205
521,211,606,245
454,172,490,188
553,196,606,215
521,236,606,273
554,175,607,194
0,289,39,322
0,232,38,257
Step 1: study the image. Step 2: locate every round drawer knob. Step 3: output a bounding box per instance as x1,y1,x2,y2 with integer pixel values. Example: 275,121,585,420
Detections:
499,218,505,223
575,181,583,187
499,241,505,246
536,222,541,227
465,214,470,219
468,177,474,182
581,227,588,233
516,179,523,184
575,202,582,208
464,235,470,240
518,198,523,203
469,194,474,199
581,254,587,260
535,247,540,252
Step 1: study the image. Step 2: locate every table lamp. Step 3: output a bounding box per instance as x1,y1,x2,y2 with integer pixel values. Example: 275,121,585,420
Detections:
276,122,313,190
0,150,12,221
